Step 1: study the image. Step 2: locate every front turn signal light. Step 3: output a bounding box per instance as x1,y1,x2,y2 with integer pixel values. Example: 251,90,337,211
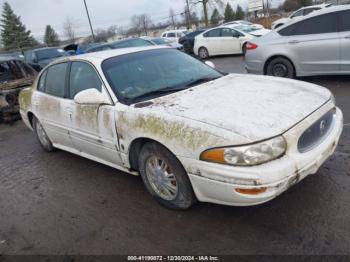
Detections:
235,187,267,195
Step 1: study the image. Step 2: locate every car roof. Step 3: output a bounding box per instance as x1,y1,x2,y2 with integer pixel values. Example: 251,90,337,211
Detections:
299,3,331,10
86,37,148,51
289,4,349,23
51,46,169,65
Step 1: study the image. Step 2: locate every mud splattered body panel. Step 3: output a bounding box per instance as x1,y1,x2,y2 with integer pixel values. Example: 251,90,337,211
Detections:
18,47,343,207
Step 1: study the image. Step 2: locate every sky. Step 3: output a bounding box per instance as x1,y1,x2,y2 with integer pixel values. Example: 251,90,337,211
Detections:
0,0,283,41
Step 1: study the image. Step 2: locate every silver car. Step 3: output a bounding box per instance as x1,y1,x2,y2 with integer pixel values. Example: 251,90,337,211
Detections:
245,5,350,78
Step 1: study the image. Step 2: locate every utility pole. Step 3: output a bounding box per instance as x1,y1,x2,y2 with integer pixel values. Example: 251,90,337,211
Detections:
83,0,95,41
185,0,191,29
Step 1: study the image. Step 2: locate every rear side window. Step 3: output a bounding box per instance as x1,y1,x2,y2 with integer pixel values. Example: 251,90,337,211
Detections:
204,29,221,37
167,33,176,38
339,10,350,32
69,62,102,99
45,63,68,97
279,12,338,36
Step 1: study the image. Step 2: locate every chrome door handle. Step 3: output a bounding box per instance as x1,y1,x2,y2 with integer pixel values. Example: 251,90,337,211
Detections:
288,40,300,44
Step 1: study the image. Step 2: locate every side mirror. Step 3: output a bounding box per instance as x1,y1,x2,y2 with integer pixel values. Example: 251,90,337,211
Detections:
205,61,215,69
74,88,110,105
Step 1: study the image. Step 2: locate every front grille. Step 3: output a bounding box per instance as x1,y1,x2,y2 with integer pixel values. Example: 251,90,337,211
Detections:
298,109,335,153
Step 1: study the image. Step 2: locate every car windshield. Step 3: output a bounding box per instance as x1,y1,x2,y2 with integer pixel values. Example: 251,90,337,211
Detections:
102,49,223,103
233,25,258,33
36,48,67,61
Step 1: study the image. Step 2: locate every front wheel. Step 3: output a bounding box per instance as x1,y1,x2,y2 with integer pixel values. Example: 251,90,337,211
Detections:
266,57,295,78
138,142,196,210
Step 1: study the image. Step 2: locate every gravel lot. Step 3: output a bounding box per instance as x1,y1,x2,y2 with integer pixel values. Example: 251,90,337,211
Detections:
0,55,349,255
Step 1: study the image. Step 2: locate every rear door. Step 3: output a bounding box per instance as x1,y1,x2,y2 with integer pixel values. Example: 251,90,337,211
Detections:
202,28,222,55
339,9,350,72
34,62,73,148
281,12,340,75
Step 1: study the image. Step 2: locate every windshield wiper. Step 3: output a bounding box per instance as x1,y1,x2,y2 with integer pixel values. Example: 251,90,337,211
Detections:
125,77,221,104
127,86,189,103
182,76,220,88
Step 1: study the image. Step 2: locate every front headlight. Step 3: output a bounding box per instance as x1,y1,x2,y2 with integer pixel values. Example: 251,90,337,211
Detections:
200,136,287,166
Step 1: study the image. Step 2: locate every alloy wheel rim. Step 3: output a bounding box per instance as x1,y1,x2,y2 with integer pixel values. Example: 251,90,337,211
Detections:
145,156,178,201
273,63,288,77
200,48,208,58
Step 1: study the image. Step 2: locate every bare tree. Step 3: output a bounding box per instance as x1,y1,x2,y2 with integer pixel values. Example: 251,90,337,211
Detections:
189,0,223,27
63,17,76,41
130,14,152,36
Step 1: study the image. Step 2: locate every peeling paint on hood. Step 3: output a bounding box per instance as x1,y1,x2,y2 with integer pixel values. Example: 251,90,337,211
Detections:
147,74,331,141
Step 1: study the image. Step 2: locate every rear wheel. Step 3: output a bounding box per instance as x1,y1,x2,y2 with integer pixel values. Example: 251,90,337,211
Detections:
266,57,295,78
33,117,55,152
242,43,247,55
198,47,209,59
138,142,196,210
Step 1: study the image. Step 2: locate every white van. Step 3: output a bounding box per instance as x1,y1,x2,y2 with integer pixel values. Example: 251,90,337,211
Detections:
161,30,188,42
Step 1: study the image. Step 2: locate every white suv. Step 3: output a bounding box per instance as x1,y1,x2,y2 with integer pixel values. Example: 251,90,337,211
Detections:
161,30,188,42
272,4,332,29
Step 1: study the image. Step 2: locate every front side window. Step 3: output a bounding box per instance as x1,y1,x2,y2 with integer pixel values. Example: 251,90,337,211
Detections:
69,62,102,99
221,28,234,37
204,29,221,37
102,49,222,103
339,10,350,32
279,12,338,36
167,33,176,38
45,63,68,97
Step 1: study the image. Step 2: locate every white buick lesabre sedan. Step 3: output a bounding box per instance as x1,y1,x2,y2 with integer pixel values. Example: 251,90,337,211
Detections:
19,46,343,209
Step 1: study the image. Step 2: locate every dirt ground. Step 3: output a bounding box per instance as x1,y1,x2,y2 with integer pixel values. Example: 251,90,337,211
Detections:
0,56,349,255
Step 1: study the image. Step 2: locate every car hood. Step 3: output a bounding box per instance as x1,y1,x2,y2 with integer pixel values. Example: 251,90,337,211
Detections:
146,74,331,142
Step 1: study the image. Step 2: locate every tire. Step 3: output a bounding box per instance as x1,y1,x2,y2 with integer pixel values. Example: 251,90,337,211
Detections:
242,43,247,56
266,57,295,78
138,142,196,210
198,47,209,59
33,117,55,152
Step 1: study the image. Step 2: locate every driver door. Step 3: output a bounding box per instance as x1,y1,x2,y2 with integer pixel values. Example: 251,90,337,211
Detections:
66,61,123,166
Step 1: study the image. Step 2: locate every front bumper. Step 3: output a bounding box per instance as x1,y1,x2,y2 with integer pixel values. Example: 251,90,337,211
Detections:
180,106,343,206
